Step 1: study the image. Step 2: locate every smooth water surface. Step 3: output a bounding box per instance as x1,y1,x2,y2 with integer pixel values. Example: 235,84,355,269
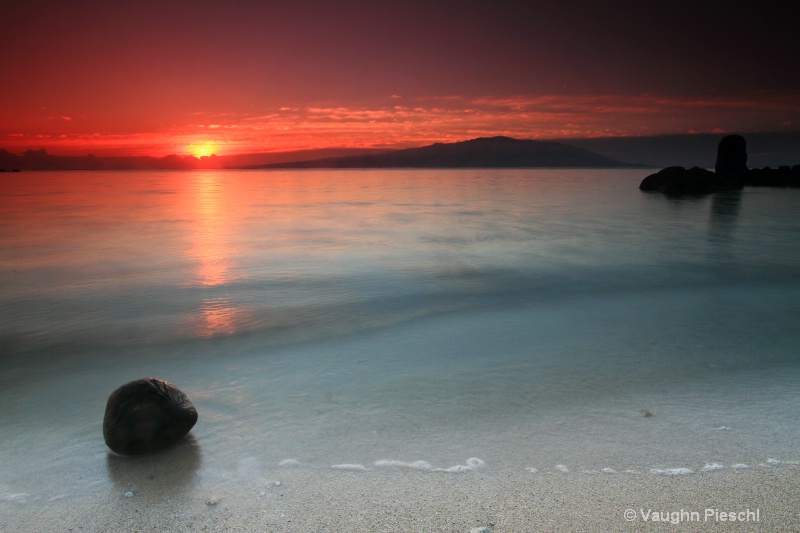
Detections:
2,169,800,504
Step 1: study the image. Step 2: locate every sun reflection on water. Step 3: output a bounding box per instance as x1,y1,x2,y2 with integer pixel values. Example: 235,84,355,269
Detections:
188,172,243,337
193,172,231,287
195,297,239,338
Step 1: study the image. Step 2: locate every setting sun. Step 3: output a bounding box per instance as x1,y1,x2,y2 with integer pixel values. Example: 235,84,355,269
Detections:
188,141,219,158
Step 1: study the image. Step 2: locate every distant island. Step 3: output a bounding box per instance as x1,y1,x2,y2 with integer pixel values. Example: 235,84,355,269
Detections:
0,147,385,171
0,138,633,171
251,136,637,169
4,132,800,171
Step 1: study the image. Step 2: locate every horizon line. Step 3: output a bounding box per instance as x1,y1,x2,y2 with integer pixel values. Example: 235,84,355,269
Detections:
4,130,800,159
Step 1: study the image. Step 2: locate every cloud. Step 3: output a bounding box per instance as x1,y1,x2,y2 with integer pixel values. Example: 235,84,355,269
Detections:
4,92,799,156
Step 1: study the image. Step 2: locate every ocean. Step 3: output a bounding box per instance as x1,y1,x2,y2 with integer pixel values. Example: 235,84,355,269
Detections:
2,168,800,505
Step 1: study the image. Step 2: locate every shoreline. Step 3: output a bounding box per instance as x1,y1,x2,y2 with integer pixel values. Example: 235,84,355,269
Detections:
4,464,799,531
3,287,800,531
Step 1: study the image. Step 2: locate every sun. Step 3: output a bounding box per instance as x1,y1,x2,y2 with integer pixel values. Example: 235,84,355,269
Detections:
188,141,219,158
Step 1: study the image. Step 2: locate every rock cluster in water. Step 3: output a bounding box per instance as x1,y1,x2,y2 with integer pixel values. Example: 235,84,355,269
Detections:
103,378,198,455
639,134,800,194
639,165,719,194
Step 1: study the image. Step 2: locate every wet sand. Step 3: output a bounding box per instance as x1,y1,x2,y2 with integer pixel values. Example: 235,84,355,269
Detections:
4,458,799,532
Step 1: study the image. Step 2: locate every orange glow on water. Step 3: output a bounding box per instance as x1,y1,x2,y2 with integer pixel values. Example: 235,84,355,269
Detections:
186,171,248,337
190,173,231,287
195,297,239,338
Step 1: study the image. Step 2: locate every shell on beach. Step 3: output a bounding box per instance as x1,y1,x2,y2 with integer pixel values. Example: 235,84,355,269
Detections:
103,378,198,455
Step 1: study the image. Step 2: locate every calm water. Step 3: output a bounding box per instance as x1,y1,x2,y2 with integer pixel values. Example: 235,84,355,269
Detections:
2,169,800,501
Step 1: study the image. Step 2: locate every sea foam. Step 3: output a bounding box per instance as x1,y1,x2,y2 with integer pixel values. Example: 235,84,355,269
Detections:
650,468,695,476
372,457,486,473
331,464,369,471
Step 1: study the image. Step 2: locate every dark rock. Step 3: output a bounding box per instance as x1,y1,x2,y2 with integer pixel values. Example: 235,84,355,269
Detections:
639,166,716,194
641,134,799,193
745,165,800,187
714,135,747,189
715,135,748,177
103,378,198,455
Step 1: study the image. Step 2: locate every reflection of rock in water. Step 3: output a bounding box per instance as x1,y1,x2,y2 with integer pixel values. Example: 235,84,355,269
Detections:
711,191,742,223
708,191,742,267
103,378,198,455
106,435,201,493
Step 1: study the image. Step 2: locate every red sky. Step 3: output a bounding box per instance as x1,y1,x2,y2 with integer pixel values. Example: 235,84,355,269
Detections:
2,0,799,157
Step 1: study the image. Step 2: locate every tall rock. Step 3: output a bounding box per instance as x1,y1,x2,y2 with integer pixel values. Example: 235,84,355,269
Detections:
714,134,747,189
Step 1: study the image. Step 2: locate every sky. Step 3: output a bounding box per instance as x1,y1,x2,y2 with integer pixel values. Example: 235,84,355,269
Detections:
2,0,799,157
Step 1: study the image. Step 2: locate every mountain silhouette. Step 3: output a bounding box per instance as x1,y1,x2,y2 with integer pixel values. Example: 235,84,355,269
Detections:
256,136,637,168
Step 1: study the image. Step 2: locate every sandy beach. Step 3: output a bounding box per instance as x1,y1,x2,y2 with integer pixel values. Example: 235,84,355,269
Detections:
4,457,799,532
